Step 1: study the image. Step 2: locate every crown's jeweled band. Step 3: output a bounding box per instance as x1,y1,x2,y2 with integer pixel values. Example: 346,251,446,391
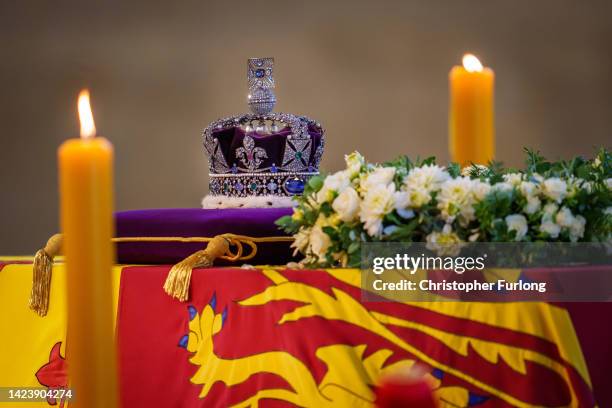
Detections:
209,171,318,197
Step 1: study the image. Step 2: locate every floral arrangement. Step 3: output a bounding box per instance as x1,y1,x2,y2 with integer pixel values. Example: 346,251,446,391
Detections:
277,149,612,267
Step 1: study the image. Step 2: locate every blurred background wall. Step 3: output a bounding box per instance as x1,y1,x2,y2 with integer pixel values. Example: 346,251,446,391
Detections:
1,0,611,253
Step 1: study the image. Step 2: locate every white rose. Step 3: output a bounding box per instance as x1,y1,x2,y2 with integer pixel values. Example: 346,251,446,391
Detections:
523,196,541,215
359,167,396,195
569,215,586,242
542,178,567,203
519,181,538,197
332,187,360,222
503,173,523,186
309,225,331,260
360,184,396,237
344,152,365,177
317,170,350,203
505,214,528,241
539,221,561,238
555,207,574,228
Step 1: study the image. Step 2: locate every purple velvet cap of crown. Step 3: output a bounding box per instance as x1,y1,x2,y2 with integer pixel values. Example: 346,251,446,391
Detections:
212,124,324,173
115,208,295,265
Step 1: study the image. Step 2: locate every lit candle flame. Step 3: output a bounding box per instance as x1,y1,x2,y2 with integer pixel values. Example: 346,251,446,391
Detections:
462,54,483,73
78,89,96,139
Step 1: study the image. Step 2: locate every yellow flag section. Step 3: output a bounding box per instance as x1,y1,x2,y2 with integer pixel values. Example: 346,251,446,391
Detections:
0,260,122,407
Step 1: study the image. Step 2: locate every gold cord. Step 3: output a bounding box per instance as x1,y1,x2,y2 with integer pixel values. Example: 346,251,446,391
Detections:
30,233,295,314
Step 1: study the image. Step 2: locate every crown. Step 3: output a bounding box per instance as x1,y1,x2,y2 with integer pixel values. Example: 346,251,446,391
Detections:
202,58,325,208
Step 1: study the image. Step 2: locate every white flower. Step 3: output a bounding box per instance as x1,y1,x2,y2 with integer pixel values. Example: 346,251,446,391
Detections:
405,186,432,208
437,177,477,223
523,196,541,214
309,225,331,260
555,207,574,228
332,187,360,222
539,220,561,238
553,205,585,242
291,228,310,256
359,167,396,195
471,180,492,201
519,181,538,197
316,170,351,203
606,207,612,216
492,182,514,193
542,178,567,203
344,151,365,177
542,202,559,219
399,164,450,209
426,224,463,257
540,202,560,237
360,184,396,237
606,178,612,189
403,165,450,193
531,173,545,184
569,215,586,242
503,173,523,186
505,214,528,241
393,190,410,209
393,191,416,218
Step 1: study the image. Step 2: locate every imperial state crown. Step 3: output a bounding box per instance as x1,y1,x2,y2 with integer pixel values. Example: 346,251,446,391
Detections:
202,57,325,208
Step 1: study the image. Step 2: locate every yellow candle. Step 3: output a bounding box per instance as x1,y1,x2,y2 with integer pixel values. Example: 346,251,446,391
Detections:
449,53,495,166
59,90,118,408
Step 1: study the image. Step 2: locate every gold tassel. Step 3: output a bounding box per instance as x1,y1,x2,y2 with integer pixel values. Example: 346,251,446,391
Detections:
163,235,230,302
27,232,285,311
29,233,63,316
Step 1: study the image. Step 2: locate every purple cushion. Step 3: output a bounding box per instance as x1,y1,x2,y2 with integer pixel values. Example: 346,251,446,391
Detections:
115,208,294,265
